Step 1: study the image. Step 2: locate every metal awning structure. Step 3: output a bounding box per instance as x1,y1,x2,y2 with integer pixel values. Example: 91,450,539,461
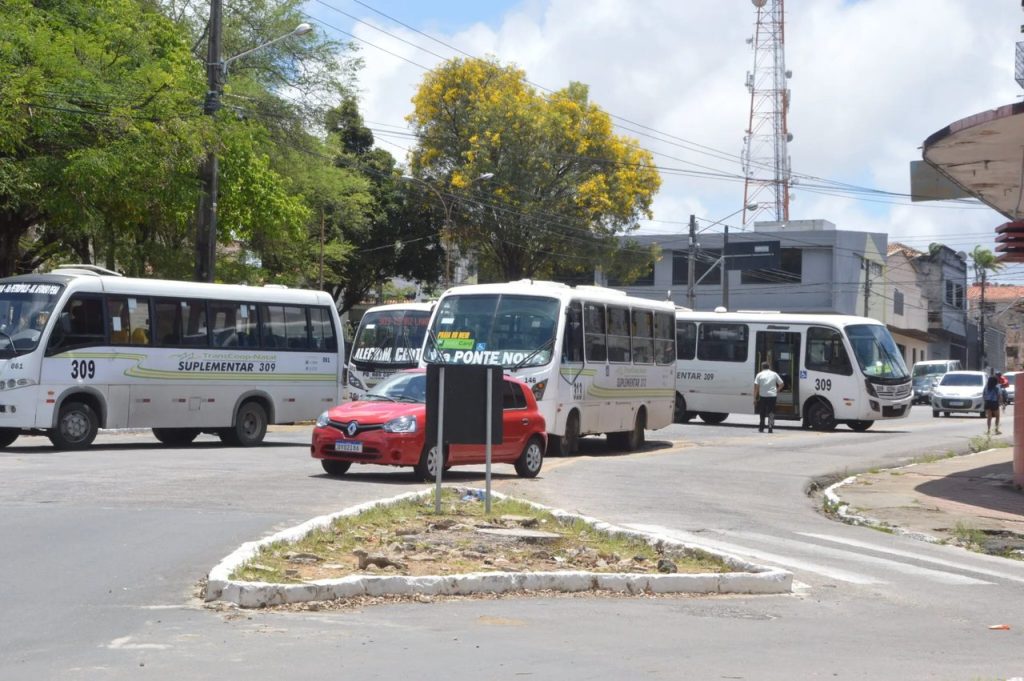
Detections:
921,101,1024,222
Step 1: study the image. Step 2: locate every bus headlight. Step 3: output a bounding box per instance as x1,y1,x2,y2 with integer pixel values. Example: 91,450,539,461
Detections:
383,415,417,433
316,411,330,428
348,373,366,390
864,379,878,397
531,380,547,401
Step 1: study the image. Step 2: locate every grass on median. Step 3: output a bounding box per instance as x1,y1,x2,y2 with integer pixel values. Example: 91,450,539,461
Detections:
231,489,733,583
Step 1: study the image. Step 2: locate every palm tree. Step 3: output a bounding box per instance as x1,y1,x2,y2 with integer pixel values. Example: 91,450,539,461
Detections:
971,245,1004,368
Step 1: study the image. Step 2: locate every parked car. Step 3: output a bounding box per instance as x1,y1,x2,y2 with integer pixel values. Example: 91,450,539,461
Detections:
912,359,962,405
930,370,987,417
311,369,546,480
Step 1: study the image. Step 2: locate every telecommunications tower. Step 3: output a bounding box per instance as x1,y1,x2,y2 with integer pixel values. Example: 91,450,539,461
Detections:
741,0,792,225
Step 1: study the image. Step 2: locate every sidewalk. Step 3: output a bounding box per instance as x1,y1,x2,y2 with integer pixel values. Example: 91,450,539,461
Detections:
828,447,1024,553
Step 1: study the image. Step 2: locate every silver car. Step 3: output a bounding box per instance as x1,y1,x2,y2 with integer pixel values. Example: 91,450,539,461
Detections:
930,370,987,417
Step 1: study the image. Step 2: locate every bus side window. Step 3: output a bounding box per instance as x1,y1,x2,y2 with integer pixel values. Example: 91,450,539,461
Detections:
584,302,607,363
631,308,654,365
697,322,748,362
48,295,105,353
676,320,696,360
806,326,853,375
606,306,631,363
654,311,675,365
562,301,584,363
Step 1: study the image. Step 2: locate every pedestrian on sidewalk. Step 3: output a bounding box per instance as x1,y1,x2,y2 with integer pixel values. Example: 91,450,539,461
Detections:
753,361,784,433
983,374,1002,435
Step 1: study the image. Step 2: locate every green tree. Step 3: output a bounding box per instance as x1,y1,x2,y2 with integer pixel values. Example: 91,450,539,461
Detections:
325,98,443,315
0,0,206,277
407,57,661,282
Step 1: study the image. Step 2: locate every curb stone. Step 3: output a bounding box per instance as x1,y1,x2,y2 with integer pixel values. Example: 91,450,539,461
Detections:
206,488,793,608
824,473,944,545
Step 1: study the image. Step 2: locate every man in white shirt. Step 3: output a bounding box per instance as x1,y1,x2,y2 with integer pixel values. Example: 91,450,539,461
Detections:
753,361,784,433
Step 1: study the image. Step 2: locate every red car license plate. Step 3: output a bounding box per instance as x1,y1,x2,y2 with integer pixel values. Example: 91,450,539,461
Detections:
335,440,363,453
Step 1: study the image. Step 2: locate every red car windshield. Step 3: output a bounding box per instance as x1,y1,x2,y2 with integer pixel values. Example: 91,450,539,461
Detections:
365,371,426,403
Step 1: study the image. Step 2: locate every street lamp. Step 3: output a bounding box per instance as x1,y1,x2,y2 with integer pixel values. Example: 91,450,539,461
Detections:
686,203,758,310
195,10,313,283
401,173,493,288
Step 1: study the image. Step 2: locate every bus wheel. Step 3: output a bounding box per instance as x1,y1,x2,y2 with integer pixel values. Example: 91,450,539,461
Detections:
674,395,694,423
550,411,580,457
152,428,200,446
0,428,18,448
698,412,728,425
220,401,267,447
414,444,446,482
514,436,545,478
49,401,98,450
806,401,837,431
932,409,939,418
321,460,351,476
608,409,646,451
847,420,873,432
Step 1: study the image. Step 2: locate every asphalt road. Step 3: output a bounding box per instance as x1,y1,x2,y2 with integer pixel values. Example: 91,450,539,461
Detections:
0,405,1021,680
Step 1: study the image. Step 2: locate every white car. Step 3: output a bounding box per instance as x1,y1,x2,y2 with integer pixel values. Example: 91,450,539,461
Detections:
930,370,987,418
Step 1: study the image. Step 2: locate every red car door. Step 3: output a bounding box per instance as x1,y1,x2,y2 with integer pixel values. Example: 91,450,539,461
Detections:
498,380,530,460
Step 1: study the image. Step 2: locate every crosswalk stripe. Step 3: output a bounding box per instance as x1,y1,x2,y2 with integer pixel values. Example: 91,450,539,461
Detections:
626,524,882,585
718,530,991,586
798,532,1024,585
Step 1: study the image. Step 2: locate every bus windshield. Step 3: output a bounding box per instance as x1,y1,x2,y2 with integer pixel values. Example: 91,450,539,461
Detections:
350,308,430,367
426,294,560,367
0,281,64,358
846,324,909,380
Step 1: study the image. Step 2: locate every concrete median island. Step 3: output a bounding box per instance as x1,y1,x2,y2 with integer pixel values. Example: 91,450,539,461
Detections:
205,488,793,609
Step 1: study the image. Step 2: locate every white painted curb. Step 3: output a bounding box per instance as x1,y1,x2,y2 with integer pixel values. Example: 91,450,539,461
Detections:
824,474,942,544
206,488,793,608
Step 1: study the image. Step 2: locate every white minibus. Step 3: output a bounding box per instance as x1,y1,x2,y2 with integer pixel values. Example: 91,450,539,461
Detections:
0,266,344,449
346,302,433,400
423,280,677,455
674,309,912,431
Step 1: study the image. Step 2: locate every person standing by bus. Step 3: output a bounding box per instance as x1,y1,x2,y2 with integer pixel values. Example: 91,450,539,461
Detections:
753,361,784,433
984,374,1002,435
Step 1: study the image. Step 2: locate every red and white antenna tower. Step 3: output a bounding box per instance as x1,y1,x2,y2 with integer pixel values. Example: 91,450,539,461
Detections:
742,0,792,225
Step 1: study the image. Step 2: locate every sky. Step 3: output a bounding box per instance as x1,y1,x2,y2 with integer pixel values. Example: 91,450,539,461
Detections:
301,0,1024,283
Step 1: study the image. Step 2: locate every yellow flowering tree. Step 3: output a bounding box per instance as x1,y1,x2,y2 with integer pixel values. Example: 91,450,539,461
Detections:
407,57,661,282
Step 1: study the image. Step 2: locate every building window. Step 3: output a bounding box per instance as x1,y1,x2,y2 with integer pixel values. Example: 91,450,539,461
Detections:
893,289,904,316
672,250,720,286
944,280,964,309
740,248,802,284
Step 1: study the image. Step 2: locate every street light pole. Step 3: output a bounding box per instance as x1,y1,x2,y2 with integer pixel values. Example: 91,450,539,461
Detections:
194,16,313,282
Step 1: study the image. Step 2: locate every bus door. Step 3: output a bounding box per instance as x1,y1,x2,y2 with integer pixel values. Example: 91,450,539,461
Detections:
755,330,800,418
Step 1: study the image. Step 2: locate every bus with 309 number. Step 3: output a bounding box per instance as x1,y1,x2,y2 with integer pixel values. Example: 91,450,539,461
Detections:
0,265,344,449
673,309,912,431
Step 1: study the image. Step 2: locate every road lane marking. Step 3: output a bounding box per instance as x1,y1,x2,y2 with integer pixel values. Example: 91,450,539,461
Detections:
626,524,882,585
719,530,991,586
798,532,1024,585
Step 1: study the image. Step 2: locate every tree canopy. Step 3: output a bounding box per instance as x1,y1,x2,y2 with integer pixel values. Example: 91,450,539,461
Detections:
407,57,662,282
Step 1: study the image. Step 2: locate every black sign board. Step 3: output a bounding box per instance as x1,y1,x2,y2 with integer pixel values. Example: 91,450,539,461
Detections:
724,240,781,271
425,364,503,445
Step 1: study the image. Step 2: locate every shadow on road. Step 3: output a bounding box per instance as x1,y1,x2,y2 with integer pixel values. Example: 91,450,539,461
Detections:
915,459,1023,518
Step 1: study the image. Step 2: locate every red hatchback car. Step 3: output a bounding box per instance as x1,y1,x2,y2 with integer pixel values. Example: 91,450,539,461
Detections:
311,369,546,480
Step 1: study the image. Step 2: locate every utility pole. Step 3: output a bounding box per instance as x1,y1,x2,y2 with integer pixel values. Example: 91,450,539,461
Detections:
196,0,223,283
687,215,697,310
862,258,872,317
979,267,987,369
721,224,730,310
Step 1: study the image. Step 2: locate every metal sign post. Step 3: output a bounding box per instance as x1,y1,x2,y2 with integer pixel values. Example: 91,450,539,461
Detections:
485,369,492,514
435,367,444,513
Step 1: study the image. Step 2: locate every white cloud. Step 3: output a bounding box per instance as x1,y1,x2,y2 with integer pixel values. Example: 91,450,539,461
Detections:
342,0,1024,279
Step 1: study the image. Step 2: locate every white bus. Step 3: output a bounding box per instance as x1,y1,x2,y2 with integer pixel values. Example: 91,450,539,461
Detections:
673,309,912,431
0,265,344,449
423,280,677,455
346,302,433,400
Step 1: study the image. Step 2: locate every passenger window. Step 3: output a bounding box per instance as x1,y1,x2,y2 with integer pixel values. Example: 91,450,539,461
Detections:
584,302,607,363
607,306,631,363
284,306,310,350
654,311,675,365
631,309,654,365
181,300,208,347
153,299,207,347
562,301,584,363
502,381,527,410
676,320,696,360
805,326,853,375
260,305,286,348
697,323,748,362
106,296,150,346
310,307,338,352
